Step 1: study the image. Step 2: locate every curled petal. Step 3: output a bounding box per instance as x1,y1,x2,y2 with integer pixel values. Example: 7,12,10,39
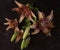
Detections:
47,10,53,21
19,15,25,23
31,29,40,35
15,0,23,8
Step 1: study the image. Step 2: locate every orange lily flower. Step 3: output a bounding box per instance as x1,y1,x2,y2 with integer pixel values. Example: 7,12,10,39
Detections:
12,1,36,23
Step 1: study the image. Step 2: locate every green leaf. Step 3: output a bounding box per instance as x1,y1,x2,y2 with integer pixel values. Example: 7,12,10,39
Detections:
10,31,18,42
23,26,30,39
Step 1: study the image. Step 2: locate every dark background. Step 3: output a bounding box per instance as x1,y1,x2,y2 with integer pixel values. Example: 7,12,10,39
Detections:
0,0,60,50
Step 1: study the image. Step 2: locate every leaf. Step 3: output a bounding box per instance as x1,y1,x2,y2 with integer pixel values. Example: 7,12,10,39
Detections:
23,26,30,39
11,31,18,42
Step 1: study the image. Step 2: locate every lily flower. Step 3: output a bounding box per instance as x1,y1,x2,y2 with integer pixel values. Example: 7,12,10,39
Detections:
10,26,24,43
12,0,36,23
30,10,54,36
4,18,24,42
4,18,18,30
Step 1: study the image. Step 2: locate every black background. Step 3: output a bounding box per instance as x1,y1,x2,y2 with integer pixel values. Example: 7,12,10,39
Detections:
0,0,60,50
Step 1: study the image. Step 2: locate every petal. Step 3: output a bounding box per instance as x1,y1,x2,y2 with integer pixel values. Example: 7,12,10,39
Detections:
48,22,55,28
28,15,35,23
12,8,20,12
14,18,17,21
15,0,23,8
31,29,40,35
19,15,25,23
31,11,36,19
15,29,23,42
15,35,21,43
47,32,51,36
15,33,22,43
26,3,30,7
20,30,23,33
42,27,51,35
6,26,11,30
15,27,19,31
4,22,9,25
14,18,18,23
47,10,53,21
30,24,36,29
38,11,44,20
5,18,10,21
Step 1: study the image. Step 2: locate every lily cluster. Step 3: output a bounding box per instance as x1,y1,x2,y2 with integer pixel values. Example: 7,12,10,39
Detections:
4,0,54,50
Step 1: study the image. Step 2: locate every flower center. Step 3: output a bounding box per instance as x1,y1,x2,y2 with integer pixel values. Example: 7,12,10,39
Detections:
11,20,18,27
19,6,31,17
